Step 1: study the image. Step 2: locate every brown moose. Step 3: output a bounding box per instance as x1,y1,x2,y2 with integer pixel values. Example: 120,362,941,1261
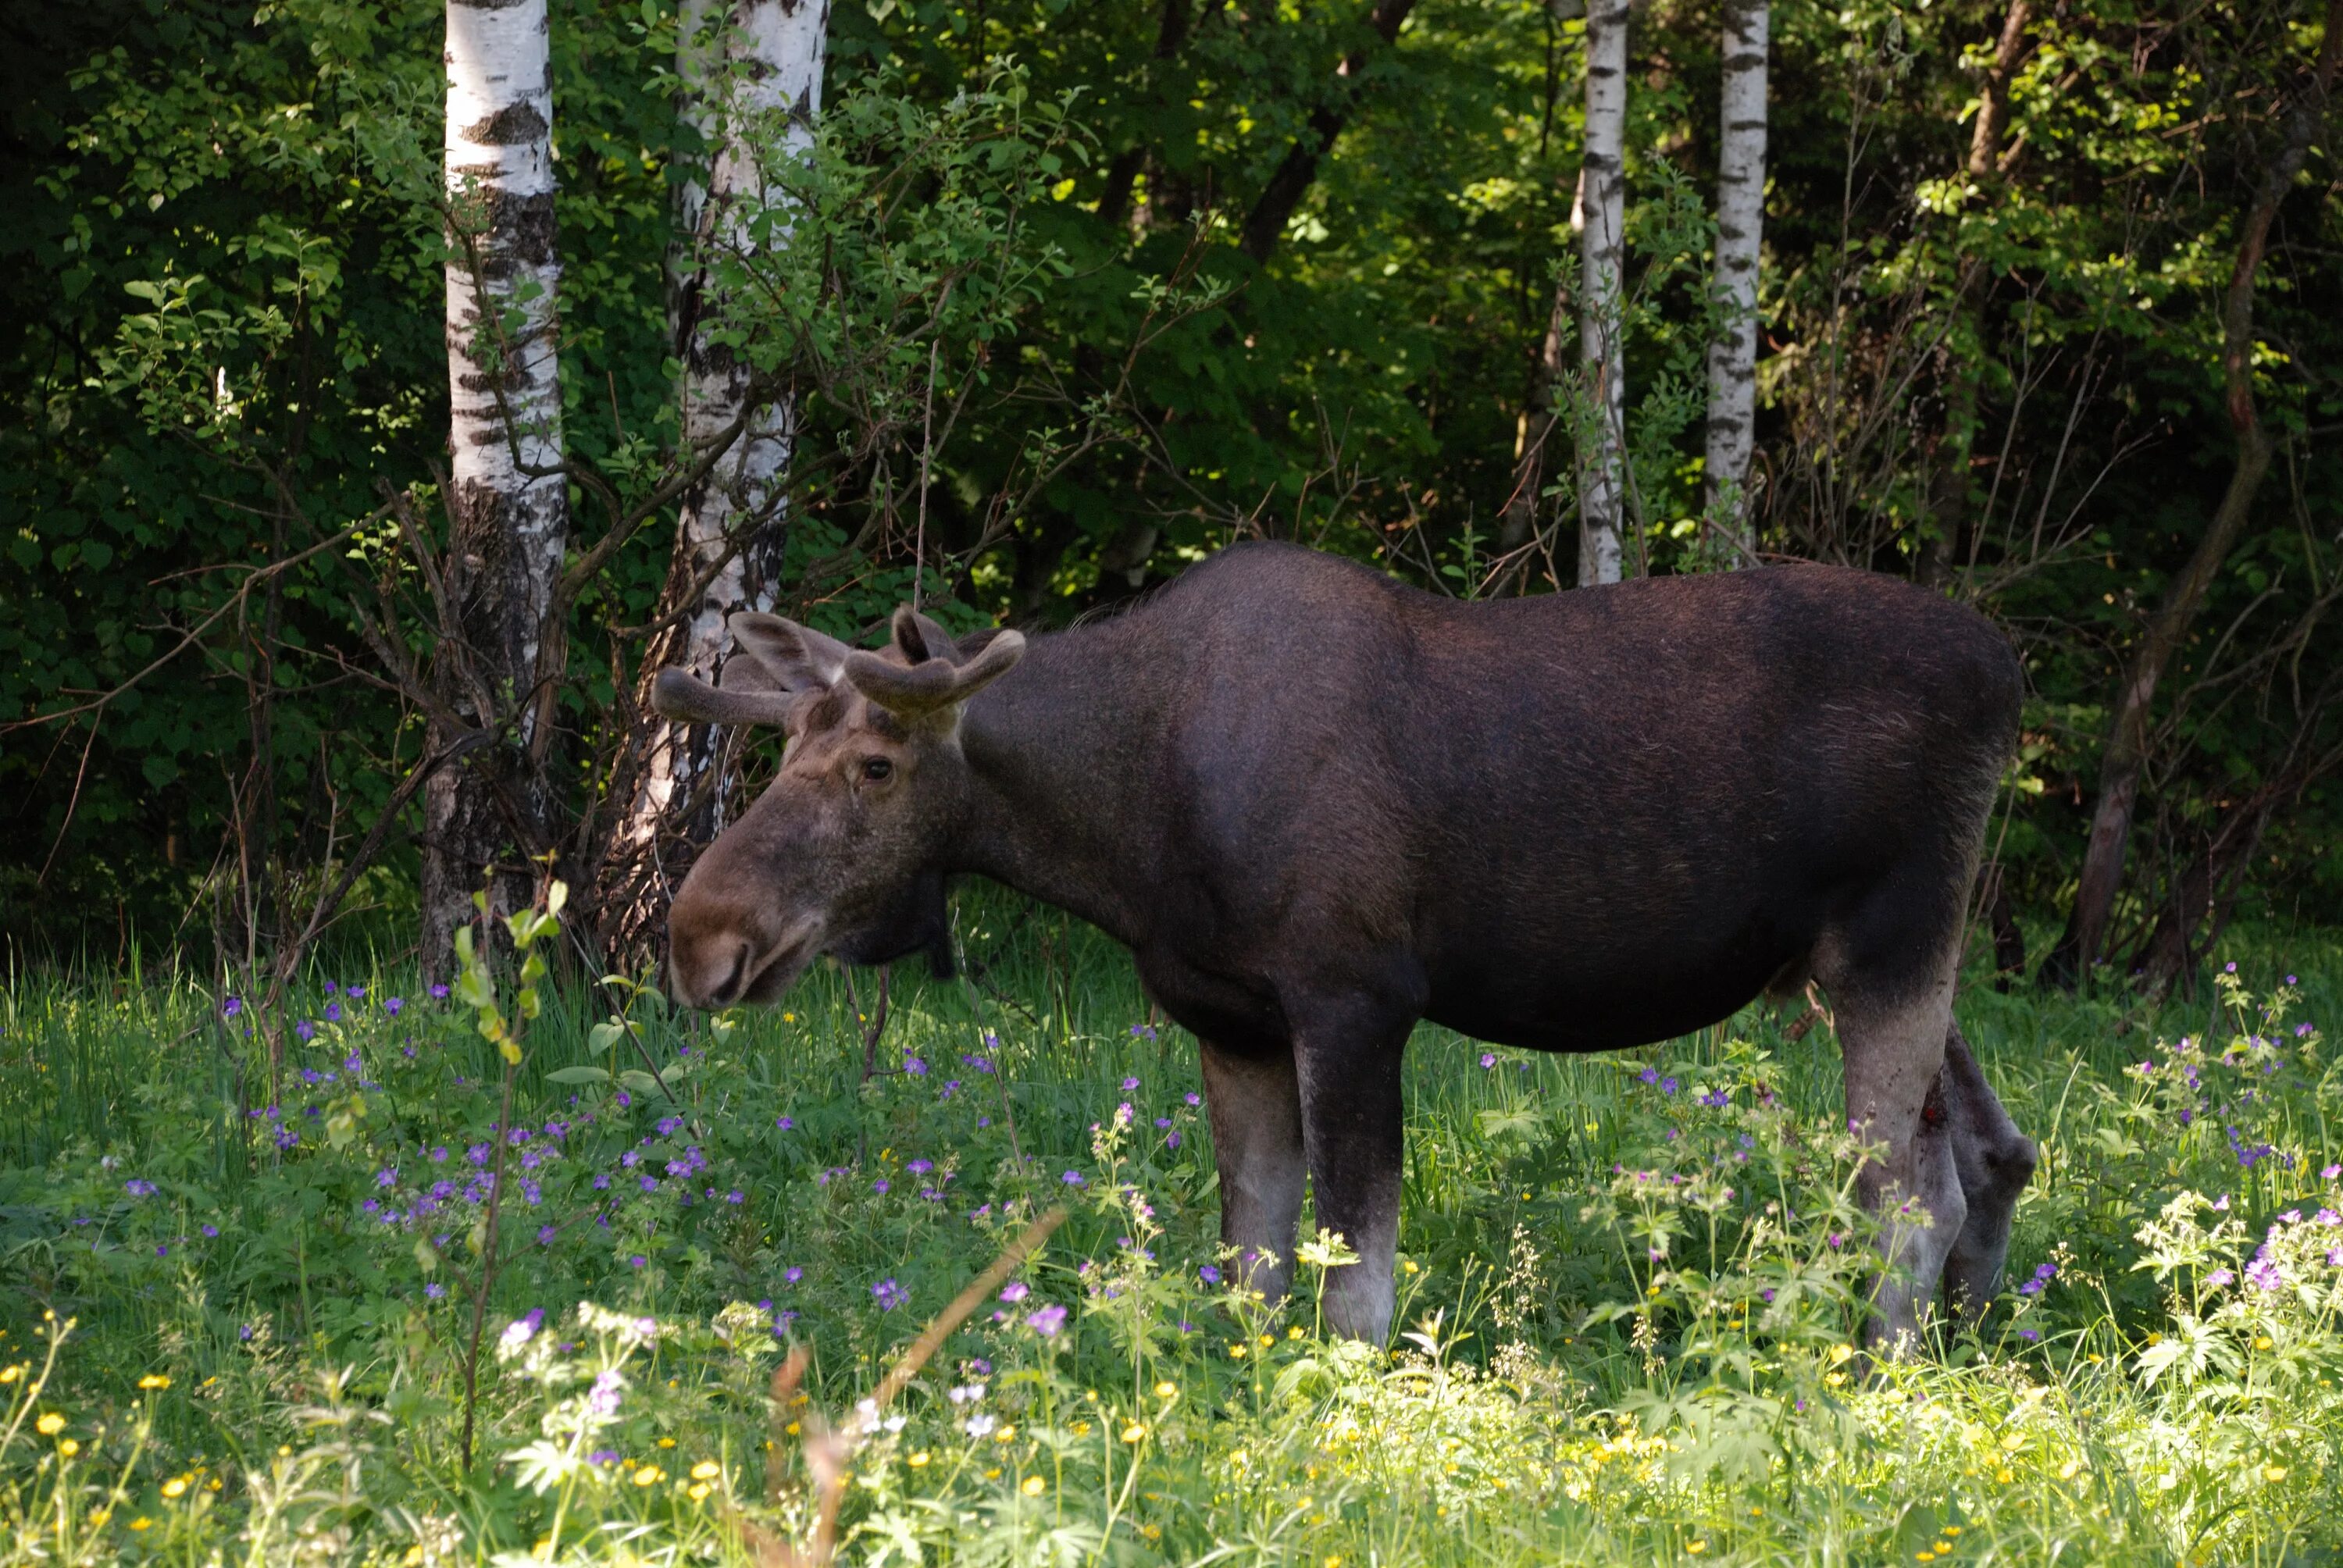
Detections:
651,542,2037,1348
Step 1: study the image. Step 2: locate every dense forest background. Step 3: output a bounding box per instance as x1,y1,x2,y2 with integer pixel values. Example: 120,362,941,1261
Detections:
2,0,2338,994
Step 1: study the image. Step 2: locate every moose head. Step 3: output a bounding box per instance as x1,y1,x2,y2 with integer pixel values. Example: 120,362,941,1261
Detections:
649,607,1025,1008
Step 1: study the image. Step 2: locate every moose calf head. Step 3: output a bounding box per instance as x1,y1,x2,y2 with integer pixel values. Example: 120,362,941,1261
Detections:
650,606,1025,1008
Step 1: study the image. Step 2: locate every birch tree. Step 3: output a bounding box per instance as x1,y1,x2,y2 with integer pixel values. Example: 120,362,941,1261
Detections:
424,0,569,972
1575,0,1629,586
1702,0,1767,568
612,0,831,934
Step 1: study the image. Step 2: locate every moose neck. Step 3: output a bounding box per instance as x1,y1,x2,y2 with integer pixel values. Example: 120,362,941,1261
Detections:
950,621,1165,950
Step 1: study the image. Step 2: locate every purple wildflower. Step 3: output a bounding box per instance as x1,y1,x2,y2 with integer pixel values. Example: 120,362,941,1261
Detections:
1026,1303,1068,1337
873,1278,910,1311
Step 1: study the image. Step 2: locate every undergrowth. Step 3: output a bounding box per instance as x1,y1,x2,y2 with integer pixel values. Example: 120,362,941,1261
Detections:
0,900,2338,1565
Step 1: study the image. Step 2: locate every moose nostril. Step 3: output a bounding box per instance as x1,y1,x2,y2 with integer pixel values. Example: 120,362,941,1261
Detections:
704,942,751,1007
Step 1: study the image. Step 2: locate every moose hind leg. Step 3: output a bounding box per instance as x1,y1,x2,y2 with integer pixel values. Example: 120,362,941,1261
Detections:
1938,1023,2038,1325
1200,1040,1307,1306
1832,959,1967,1356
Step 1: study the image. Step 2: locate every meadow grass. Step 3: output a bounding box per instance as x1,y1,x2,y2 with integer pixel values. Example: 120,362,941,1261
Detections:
1,900,2340,1565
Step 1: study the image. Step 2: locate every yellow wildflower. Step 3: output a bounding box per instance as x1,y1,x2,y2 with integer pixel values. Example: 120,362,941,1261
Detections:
1154,1381,1178,1399
690,1460,719,1481
1121,1423,1147,1444
633,1466,665,1488
908,1452,931,1467
137,1374,169,1390
59,1438,80,1456
130,1516,153,1531
1021,1475,1047,1496
2266,1465,2289,1483
688,1483,711,1502
657,1435,676,1448
36,1413,64,1435
162,1477,189,1499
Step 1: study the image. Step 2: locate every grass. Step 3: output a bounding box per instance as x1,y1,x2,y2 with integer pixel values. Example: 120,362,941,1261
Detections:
1,896,2340,1565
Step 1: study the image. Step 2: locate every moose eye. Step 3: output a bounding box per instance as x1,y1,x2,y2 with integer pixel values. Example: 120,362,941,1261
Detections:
861,757,894,782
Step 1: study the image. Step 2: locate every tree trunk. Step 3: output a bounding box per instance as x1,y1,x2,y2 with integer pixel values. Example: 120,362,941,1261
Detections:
1574,0,1628,586
1497,270,1567,554
605,0,831,960
2042,0,2343,990
1701,0,1767,569
1913,0,2031,590
1237,0,1418,265
424,0,569,978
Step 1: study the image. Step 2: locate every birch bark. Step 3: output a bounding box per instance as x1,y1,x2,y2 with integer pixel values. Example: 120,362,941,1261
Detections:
607,0,829,947
1574,0,1629,586
423,0,569,975
1702,0,1767,568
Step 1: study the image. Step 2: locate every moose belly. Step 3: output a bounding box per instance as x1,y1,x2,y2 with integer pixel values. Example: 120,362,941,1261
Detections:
1419,899,1818,1054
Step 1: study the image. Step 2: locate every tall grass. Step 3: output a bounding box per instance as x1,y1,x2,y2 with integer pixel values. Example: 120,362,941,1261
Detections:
1,902,2338,1564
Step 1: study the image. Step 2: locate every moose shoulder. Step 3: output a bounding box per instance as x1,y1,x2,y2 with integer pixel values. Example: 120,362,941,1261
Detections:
653,543,2036,1349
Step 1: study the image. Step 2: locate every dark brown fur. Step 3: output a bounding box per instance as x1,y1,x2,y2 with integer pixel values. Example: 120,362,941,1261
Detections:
655,543,2036,1345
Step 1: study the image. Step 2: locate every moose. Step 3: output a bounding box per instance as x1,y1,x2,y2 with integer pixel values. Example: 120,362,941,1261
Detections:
651,543,2037,1349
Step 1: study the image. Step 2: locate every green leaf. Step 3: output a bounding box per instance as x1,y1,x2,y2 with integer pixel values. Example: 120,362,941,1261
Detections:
545,1065,610,1085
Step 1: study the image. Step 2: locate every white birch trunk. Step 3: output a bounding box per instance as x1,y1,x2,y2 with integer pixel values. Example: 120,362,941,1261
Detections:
423,0,569,974
1703,0,1767,568
612,0,829,926
1575,0,1629,586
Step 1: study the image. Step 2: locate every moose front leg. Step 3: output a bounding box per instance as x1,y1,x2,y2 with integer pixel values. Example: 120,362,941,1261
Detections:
1200,1040,1307,1307
1293,1015,1409,1344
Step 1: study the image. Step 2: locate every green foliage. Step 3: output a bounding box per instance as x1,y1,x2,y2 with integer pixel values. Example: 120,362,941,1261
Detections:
0,911,2339,1560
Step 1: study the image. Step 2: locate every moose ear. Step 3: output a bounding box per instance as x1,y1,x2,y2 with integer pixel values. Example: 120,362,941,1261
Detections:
729,612,851,692
651,668,806,729
843,629,1026,721
890,605,962,665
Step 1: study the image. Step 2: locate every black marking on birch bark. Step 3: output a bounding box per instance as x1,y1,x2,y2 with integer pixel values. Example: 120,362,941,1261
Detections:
462,102,551,147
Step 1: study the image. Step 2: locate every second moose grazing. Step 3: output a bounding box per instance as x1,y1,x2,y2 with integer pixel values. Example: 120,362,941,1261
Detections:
652,543,2036,1349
